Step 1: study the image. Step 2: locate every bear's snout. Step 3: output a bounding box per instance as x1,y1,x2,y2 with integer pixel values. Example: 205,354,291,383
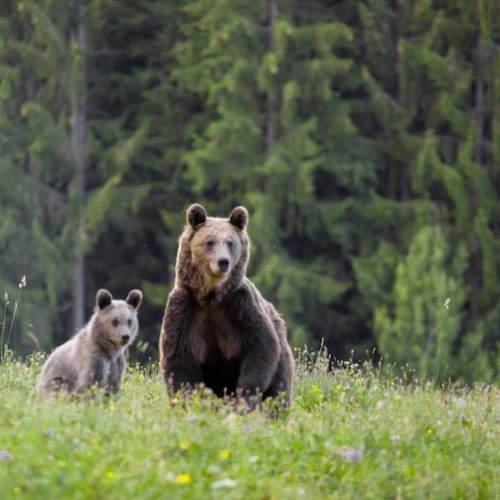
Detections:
121,334,130,345
217,257,230,272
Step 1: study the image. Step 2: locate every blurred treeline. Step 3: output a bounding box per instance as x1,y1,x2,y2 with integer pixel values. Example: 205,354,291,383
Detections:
1,0,500,381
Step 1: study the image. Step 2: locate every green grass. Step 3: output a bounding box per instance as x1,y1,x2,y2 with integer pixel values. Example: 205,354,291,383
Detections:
1,350,500,499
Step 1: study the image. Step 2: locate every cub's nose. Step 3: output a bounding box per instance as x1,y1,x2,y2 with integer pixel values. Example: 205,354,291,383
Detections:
121,334,130,345
217,258,229,272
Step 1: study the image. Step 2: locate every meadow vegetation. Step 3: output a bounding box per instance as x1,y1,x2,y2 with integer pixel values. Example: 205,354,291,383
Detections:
1,347,499,499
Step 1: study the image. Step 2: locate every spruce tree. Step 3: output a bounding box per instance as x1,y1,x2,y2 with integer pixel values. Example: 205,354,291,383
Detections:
0,0,88,350
173,0,367,355
357,0,500,380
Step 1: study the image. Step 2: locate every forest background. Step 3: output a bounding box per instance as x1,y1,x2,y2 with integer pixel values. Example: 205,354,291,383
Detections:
1,0,499,383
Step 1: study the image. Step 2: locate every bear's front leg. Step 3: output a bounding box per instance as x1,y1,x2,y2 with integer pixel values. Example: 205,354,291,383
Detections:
230,292,281,410
107,353,126,394
77,356,110,393
160,289,203,394
238,341,280,410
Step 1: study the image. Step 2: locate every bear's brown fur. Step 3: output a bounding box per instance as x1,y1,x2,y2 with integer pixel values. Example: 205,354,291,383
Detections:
37,289,142,397
159,204,294,408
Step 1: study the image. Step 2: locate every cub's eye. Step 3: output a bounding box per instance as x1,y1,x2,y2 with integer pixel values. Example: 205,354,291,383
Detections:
112,318,119,327
206,239,215,248
127,319,132,327
227,240,234,250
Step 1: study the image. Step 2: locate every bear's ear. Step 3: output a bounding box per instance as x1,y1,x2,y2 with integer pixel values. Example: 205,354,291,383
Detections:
187,203,207,229
126,289,143,310
96,289,113,310
229,206,248,230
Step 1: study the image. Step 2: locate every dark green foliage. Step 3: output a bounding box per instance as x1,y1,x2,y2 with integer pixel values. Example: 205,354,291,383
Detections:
1,0,500,382
0,0,84,349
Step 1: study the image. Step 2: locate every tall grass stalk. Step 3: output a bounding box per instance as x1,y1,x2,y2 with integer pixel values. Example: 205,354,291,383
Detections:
0,275,26,364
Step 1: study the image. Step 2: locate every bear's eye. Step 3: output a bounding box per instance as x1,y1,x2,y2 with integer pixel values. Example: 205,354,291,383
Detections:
227,240,234,250
127,319,132,327
206,239,215,248
112,318,119,327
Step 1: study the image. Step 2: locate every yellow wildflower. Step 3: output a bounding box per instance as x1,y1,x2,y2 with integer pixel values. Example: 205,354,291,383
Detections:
174,474,191,485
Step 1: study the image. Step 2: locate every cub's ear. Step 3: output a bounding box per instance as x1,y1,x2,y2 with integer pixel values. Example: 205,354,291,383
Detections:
187,203,207,229
229,206,248,230
126,289,143,310
96,289,113,310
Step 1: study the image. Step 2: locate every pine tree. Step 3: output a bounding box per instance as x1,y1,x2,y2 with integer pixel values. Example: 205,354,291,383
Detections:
374,225,467,380
357,0,500,380
0,0,88,350
173,0,368,355
83,0,193,359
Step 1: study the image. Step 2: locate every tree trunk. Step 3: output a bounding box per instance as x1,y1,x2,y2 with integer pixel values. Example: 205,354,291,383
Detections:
474,39,485,166
265,0,278,152
467,38,487,323
70,1,87,331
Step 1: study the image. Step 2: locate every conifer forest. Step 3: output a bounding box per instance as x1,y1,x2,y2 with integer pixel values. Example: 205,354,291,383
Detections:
1,0,500,383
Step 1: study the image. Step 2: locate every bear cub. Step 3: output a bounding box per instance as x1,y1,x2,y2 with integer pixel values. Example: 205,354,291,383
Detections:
38,288,142,397
160,204,294,408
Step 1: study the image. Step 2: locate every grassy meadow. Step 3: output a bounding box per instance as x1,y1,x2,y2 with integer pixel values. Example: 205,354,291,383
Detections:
1,349,499,499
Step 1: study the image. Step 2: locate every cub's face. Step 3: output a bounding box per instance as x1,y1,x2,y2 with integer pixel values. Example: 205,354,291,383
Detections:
102,302,139,347
191,219,243,284
94,289,142,348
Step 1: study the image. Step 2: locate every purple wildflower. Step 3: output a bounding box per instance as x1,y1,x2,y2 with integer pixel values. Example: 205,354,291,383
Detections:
391,434,400,443
0,450,13,461
342,447,363,463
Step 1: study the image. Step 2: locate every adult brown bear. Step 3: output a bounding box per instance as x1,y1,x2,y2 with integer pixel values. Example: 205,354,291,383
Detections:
159,204,294,408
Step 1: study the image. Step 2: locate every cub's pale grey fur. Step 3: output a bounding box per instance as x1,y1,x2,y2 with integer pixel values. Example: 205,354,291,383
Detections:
37,289,142,397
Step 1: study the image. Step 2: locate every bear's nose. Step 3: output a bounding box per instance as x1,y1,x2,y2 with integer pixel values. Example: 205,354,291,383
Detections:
122,335,130,345
217,258,229,271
